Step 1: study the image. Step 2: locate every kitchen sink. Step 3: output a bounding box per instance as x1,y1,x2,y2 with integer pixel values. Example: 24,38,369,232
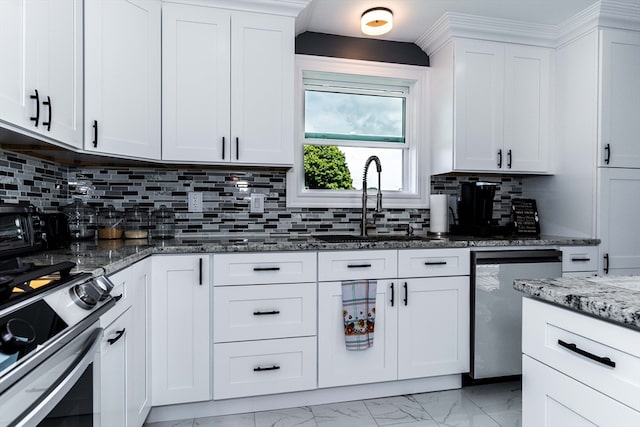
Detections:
313,234,433,243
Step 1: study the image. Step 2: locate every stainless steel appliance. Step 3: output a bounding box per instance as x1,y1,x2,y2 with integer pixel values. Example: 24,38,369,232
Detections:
0,205,45,257
0,256,115,425
469,249,562,381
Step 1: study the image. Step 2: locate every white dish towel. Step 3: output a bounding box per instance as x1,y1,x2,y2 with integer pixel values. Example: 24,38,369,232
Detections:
341,279,377,351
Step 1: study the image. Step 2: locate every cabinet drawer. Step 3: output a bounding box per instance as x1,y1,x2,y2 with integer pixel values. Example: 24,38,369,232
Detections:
522,298,640,411
318,250,397,281
560,246,599,272
101,270,133,327
398,248,470,277
213,337,317,399
213,252,316,285
213,283,316,342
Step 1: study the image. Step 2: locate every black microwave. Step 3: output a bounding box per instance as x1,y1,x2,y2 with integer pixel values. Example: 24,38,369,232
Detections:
0,205,45,258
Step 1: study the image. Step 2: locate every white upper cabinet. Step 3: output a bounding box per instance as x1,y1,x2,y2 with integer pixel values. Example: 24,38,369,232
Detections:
0,0,83,148
599,29,640,168
431,38,552,174
84,0,161,160
162,3,294,165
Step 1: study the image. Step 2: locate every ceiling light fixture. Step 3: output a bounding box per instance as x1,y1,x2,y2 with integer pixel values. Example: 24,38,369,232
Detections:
361,7,393,36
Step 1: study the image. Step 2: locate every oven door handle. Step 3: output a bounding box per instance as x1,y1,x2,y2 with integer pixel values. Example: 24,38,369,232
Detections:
11,328,103,427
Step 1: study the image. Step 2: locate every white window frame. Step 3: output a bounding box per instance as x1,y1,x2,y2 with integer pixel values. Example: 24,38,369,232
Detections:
286,55,431,208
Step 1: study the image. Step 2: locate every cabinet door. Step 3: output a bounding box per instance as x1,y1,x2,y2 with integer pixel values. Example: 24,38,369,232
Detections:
100,308,132,427
599,30,640,168
504,44,551,173
0,0,82,147
127,258,151,427
162,4,230,162
0,0,28,128
85,0,161,160
454,39,504,172
317,280,398,387
523,355,640,427
151,255,210,406
598,168,640,275
397,276,469,379
230,11,294,165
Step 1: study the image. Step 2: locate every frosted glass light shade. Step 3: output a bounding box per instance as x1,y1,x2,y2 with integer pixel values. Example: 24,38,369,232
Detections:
361,7,393,36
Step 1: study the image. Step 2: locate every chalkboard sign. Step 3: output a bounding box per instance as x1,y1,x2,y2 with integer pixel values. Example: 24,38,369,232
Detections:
511,198,540,235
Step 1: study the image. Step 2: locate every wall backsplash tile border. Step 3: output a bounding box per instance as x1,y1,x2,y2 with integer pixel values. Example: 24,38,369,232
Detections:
1,150,522,237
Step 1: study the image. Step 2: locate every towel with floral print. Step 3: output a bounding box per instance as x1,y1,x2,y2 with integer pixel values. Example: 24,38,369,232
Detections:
342,279,377,351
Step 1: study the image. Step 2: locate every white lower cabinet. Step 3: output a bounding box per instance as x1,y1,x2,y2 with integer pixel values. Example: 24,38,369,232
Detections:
522,297,640,426
523,355,640,427
100,307,132,427
317,249,470,388
151,254,211,406
100,258,151,427
212,252,317,400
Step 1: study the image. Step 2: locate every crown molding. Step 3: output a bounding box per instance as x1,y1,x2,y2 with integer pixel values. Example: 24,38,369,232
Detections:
417,0,640,55
417,12,557,55
162,0,312,17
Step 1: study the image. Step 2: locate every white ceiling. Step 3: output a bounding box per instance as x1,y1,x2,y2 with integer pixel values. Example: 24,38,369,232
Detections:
295,0,600,43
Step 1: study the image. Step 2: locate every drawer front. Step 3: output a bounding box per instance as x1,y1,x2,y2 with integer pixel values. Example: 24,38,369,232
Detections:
318,250,397,281
561,246,599,272
213,283,316,342
522,297,640,411
213,252,316,285
398,248,470,277
213,337,317,399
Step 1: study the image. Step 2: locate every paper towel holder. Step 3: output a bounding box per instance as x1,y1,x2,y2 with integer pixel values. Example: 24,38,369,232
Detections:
429,193,449,238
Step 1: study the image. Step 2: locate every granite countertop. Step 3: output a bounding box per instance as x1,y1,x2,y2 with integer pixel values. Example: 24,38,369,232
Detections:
23,233,599,277
515,276,640,330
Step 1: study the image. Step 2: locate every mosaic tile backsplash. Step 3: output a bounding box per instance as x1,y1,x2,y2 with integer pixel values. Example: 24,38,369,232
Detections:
0,150,522,237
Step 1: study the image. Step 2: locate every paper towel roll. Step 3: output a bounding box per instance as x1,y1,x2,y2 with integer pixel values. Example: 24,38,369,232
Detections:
429,194,449,234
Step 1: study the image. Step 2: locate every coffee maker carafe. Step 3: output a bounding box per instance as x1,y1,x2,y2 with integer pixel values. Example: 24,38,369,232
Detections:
454,182,498,236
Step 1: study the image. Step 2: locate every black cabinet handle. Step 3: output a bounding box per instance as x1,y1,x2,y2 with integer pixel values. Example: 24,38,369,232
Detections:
497,149,502,168
253,267,280,272
347,264,372,268
604,253,609,274
390,282,394,307
403,282,408,306
199,258,203,285
92,120,98,147
253,310,280,316
571,257,591,262
113,293,123,302
108,329,126,345
236,137,239,160
424,261,447,266
253,365,280,372
42,95,51,131
604,144,611,165
30,89,40,127
507,149,512,169
558,339,615,368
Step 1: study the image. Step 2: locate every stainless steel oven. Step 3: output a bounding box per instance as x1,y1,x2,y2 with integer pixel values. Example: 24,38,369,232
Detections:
0,259,115,426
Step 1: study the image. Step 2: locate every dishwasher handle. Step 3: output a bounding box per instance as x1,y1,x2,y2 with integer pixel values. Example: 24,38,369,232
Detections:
473,250,562,265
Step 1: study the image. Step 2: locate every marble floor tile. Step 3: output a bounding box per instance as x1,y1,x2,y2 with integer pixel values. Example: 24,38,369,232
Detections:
193,413,256,427
145,420,194,427
363,395,436,426
487,410,523,427
255,406,317,427
310,400,377,427
412,389,501,427
463,381,522,414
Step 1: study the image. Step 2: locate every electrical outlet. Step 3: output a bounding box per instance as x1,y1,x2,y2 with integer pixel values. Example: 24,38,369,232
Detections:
188,192,203,213
250,193,264,213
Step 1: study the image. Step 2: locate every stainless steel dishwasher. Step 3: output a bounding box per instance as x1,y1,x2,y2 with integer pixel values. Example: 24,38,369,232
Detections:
469,249,562,382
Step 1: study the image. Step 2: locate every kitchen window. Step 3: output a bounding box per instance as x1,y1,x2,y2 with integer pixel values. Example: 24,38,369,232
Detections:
287,55,429,208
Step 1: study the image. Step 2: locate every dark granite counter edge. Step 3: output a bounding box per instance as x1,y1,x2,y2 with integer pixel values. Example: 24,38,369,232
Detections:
515,278,640,331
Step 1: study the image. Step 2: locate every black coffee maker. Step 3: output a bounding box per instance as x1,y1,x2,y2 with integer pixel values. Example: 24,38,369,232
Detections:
451,182,499,236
